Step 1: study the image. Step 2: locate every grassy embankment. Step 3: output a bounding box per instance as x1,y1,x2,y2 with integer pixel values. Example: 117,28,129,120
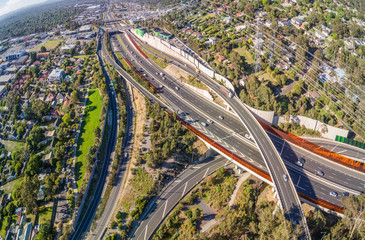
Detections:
75,88,103,190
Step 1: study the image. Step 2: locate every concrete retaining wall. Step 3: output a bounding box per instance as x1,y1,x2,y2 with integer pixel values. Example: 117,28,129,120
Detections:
244,104,275,126
184,83,213,101
274,115,349,140
132,30,235,91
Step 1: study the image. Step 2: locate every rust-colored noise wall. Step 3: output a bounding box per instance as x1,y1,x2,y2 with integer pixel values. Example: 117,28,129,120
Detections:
257,119,365,173
127,34,149,59
164,111,345,214
298,193,344,214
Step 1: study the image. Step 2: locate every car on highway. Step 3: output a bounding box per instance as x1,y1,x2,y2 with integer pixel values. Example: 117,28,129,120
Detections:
317,170,324,176
207,119,213,124
330,192,338,197
162,77,166,80
175,86,179,91
295,160,304,167
283,174,288,182
219,115,224,120
245,134,251,139
201,122,208,127
342,192,349,197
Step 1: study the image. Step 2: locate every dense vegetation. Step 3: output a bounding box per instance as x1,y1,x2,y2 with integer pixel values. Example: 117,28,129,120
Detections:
0,5,83,40
140,101,198,168
145,0,365,140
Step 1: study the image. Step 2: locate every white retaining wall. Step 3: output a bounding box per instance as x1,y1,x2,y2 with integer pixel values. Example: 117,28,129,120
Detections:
184,83,213,101
132,30,234,92
275,115,349,140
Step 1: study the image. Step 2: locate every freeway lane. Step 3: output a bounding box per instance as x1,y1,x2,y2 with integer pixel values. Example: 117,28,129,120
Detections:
70,32,118,240
304,138,365,162
110,32,360,208
130,155,229,240
128,32,365,195
90,35,135,240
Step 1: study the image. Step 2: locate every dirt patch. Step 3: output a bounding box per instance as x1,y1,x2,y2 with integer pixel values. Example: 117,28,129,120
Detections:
165,64,191,81
165,64,209,91
193,139,209,155
130,87,148,167
211,91,227,108
115,87,147,217
258,184,278,205
302,202,316,217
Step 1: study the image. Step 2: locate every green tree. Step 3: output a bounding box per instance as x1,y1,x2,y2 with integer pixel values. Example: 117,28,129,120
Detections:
26,126,45,150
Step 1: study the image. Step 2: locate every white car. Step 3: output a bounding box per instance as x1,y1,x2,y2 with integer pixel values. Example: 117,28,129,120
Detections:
330,192,338,197
295,160,303,167
245,134,251,139
219,115,224,120
283,174,288,182
201,122,208,127
207,119,213,124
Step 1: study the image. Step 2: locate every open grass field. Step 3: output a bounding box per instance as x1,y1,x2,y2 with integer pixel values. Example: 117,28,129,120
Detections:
75,88,102,190
0,176,24,194
234,47,254,64
29,39,64,52
2,140,25,152
38,206,53,225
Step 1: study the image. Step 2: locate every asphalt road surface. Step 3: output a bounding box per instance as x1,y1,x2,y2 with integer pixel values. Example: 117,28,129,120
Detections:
130,155,229,240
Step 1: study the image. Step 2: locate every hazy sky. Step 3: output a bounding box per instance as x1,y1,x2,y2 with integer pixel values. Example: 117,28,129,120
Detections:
0,0,47,17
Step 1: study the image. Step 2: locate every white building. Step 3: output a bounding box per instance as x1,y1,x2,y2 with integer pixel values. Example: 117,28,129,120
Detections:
5,50,26,61
48,69,65,83
79,25,92,32
60,44,76,53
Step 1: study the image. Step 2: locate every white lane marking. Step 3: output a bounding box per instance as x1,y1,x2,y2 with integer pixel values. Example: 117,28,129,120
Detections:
203,168,209,178
279,140,286,156
296,175,301,186
336,150,347,154
144,224,148,240
231,147,237,153
331,144,338,152
193,166,201,169
162,200,168,219
182,182,188,197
